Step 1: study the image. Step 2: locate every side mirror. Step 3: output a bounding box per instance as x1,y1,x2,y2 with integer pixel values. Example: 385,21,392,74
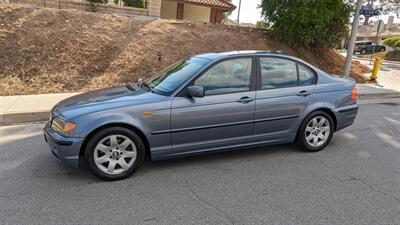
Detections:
187,86,205,98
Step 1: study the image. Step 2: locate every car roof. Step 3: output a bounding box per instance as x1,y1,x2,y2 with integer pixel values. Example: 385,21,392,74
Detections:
193,50,292,61
355,41,373,43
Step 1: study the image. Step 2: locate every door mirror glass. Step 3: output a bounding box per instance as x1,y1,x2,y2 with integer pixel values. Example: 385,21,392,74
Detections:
187,86,205,98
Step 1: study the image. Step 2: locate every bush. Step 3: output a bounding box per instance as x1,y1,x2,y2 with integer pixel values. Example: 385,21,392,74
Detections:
383,36,400,51
256,20,268,30
86,0,107,12
122,0,145,8
260,0,352,48
87,0,106,3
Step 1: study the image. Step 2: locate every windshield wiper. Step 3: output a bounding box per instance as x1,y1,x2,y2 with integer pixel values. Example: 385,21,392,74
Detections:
137,79,154,93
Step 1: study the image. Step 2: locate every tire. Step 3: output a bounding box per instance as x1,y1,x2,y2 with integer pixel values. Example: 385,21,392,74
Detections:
380,47,386,52
361,49,367,55
296,111,334,152
85,127,145,181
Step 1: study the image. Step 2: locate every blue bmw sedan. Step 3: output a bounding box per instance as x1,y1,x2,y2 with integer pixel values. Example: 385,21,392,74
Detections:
44,51,359,180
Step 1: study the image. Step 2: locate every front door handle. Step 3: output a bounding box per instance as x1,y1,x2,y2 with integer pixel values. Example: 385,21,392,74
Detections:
297,90,311,97
236,96,254,103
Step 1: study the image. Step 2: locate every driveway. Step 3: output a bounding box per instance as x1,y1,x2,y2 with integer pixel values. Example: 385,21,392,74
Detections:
0,102,400,225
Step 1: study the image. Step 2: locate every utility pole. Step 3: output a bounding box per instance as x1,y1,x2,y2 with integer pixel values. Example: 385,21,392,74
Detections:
344,0,363,77
236,0,241,24
369,19,383,65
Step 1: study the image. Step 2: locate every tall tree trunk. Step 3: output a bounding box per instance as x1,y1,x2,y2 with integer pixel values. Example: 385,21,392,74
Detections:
363,16,370,25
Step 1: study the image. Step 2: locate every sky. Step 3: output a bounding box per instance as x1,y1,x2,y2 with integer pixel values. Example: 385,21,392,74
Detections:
228,0,400,25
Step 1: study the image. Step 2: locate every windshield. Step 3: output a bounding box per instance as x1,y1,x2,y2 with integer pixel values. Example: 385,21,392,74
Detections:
147,57,210,95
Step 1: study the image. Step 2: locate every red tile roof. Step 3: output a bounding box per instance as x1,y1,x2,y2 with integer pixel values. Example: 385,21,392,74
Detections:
183,0,236,11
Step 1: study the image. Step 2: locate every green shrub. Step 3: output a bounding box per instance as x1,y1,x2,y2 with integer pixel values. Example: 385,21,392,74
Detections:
122,0,145,8
259,0,352,48
383,36,400,51
384,51,400,61
86,0,106,11
87,0,106,3
256,20,268,30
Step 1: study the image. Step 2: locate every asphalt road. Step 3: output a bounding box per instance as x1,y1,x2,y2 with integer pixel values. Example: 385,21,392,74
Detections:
0,102,399,225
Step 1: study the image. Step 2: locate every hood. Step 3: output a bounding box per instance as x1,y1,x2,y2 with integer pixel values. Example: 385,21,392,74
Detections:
52,84,148,115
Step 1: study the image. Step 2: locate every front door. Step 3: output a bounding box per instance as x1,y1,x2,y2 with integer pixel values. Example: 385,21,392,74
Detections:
254,57,316,142
171,58,256,155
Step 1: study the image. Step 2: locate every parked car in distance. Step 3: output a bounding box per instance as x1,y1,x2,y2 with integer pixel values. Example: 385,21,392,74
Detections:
44,51,359,181
353,41,386,54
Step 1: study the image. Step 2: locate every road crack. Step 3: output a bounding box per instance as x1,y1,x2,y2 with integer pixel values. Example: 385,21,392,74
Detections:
306,154,400,204
183,177,235,225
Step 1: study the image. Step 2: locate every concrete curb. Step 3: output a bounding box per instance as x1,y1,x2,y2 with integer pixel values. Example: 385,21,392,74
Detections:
0,111,49,126
358,92,400,100
1,93,399,126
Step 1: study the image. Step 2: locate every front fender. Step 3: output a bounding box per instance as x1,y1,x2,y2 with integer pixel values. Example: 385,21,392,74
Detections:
73,111,150,141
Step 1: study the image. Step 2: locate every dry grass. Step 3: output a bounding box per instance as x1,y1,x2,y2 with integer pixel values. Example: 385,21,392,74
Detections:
0,3,370,96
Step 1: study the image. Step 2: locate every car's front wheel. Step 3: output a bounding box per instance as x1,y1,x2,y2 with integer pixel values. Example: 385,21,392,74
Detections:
296,111,334,152
86,127,145,181
360,49,367,55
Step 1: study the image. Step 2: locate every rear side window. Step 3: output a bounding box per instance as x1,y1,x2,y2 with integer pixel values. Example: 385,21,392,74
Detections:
298,64,316,85
260,58,297,89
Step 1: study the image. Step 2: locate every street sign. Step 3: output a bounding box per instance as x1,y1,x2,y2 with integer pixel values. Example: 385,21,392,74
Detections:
360,5,381,17
374,19,385,34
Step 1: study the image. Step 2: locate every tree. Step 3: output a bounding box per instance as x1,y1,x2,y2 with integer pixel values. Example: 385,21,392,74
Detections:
259,0,352,48
380,0,400,18
346,0,400,25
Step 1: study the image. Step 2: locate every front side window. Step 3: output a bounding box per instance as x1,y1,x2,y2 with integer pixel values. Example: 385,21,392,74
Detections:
260,58,297,89
298,64,316,85
147,57,210,95
194,58,252,96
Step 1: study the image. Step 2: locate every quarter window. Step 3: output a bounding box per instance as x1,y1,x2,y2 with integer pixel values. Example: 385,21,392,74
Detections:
260,58,297,89
298,64,316,85
194,58,252,95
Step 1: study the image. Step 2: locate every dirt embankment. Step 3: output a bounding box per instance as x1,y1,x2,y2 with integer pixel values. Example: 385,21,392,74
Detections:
0,4,370,95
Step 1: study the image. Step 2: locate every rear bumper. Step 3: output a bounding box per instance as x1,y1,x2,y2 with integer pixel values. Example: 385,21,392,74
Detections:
43,122,83,168
333,104,359,131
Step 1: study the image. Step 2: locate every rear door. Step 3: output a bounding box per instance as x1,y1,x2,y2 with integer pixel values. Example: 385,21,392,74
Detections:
253,57,316,142
170,57,256,155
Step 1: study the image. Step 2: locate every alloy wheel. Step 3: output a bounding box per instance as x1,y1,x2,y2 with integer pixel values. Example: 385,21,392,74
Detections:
93,134,137,175
305,116,331,148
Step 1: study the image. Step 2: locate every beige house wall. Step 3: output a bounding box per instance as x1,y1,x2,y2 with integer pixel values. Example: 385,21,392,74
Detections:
183,4,210,22
161,0,177,19
148,0,161,17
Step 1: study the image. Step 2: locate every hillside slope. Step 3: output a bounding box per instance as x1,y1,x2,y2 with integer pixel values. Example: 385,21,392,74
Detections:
0,4,369,95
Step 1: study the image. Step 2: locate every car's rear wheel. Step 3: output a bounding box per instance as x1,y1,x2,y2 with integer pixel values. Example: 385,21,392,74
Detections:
296,111,334,152
380,47,386,52
86,127,145,181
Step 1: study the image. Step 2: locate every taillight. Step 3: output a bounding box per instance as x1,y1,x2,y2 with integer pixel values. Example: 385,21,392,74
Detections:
351,85,358,101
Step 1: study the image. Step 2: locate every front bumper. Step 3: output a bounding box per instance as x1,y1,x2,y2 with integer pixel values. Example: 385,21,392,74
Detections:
43,121,84,168
333,104,359,131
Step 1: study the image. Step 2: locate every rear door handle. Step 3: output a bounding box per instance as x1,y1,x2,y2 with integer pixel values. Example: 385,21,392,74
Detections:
297,90,311,97
236,96,254,103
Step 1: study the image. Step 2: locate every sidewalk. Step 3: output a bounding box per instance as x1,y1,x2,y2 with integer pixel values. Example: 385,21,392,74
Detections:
0,93,79,125
1,82,399,125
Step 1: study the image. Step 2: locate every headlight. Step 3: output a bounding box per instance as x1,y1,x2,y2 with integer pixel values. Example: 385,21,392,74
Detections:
51,117,77,136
